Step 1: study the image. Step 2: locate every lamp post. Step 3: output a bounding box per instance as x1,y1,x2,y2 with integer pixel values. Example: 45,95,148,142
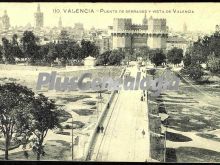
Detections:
164,117,169,162
164,124,166,162
71,117,74,160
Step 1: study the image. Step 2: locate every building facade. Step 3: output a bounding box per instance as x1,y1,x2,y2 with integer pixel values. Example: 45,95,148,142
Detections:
34,4,44,28
166,36,189,54
111,15,168,50
216,25,220,32
73,23,84,41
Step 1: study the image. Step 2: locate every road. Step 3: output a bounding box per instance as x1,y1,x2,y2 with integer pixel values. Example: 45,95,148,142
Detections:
90,66,150,162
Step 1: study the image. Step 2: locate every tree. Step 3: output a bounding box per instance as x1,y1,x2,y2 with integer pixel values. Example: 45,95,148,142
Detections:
182,31,220,76
38,44,50,64
0,45,3,62
31,94,60,160
181,64,204,81
187,40,209,64
134,46,150,61
167,47,183,65
0,83,35,160
20,31,39,63
46,44,57,64
71,43,81,61
149,49,166,66
96,51,111,66
11,34,24,60
183,53,192,67
80,40,99,59
208,32,220,58
2,37,15,64
207,54,220,74
59,30,70,43
55,43,66,60
108,50,125,65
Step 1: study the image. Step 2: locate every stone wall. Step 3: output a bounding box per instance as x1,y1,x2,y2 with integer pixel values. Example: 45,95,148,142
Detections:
147,81,166,162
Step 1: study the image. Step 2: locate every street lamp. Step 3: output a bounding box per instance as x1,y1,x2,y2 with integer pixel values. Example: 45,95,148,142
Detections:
71,117,74,160
162,115,169,162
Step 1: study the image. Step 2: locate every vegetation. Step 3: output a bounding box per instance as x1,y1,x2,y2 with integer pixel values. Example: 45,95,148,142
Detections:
206,54,220,74
0,83,35,160
31,94,60,160
0,83,61,160
167,47,183,65
181,31,220,80
0,30,99,66
96,49,125,66
180,63,204,81
133,46,150,61
149,49,166,66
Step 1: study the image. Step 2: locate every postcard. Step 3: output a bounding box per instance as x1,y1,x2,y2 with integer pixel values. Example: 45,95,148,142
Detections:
0,2,219,163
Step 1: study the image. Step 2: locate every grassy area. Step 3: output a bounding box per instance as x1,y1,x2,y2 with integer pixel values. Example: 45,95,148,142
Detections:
196,133,220,142
175,147,220,162
57,109,72,123
0,140,21,151
162,70,220,162
0,140,71,160
63,121,85,129
166,132,192,142
55,95,92,103
82,100,96,106
72,109,94,116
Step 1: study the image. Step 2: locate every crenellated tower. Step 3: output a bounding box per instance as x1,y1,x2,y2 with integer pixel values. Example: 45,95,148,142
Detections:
111,15,168,51
112,18,132,49
147,17,167,49
1,10,10,31
34,4,44,28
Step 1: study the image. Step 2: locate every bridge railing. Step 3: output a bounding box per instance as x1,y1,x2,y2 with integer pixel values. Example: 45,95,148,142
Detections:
83,67,126,161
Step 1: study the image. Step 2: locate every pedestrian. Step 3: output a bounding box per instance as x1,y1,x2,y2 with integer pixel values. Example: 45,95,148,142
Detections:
141,96,143,101
142,129,145,138
100,126,104,133
97,126,100,133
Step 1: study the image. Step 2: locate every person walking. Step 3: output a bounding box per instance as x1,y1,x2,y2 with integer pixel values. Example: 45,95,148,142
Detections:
97,126,100,133
141,96,143,101
100,126,104,133
142,129,145,138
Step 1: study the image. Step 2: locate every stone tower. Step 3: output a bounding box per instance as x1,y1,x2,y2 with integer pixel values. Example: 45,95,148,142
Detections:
34,4,44,28
147,16,167,49
2,10,10,31
111,16,167,50
112,18,132,49
142,13,147,25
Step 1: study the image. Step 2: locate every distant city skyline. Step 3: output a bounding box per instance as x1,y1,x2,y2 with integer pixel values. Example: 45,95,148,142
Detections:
0,3,219,33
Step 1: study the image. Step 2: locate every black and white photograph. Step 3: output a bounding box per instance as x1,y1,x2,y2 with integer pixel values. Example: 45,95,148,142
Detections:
0,2,219,163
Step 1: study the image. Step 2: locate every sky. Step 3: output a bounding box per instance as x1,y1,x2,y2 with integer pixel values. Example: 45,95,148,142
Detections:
0,2,220,32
